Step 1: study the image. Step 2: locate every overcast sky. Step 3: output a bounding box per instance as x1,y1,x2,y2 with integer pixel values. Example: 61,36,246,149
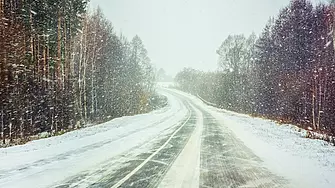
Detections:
89,0,326,76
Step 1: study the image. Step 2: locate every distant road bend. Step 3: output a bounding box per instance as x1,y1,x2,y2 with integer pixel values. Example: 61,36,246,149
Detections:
0,88,289,188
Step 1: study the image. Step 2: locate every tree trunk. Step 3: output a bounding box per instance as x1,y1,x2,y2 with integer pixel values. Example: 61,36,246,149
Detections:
43,34,47,87
29,6,33,64
9,121,12,143
1,108,4,144
46,35,50,89
333,4,335,53
20,116,24,139
57,10,62,87
0,0,4,18
36,34,40,82
317,72,322,130
91,21,97,117
312,74,316,130
83,16,88,120
77,26,84,122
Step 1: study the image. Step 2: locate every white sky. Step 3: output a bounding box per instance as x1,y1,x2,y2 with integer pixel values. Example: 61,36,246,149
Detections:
89,0,326,76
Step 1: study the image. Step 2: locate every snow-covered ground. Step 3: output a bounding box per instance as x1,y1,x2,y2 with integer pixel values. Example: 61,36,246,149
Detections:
171,88,335,188
1,84,334,188
0,90,189,188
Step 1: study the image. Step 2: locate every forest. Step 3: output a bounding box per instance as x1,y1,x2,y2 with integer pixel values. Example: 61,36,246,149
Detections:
0,0,157,146
176,0,335,143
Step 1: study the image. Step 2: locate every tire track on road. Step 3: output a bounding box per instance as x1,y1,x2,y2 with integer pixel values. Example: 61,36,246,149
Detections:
84,101,196,188
200,110,288,188
159,103,203,188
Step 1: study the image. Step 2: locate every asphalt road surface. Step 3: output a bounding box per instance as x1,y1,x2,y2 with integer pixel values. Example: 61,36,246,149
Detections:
0,89,289,188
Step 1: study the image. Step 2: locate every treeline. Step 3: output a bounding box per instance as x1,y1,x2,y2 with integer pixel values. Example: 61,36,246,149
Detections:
176,0,335,138
0,0,156,145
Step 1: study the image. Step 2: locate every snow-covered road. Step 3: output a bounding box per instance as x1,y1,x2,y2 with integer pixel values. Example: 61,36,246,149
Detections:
0,87,334,188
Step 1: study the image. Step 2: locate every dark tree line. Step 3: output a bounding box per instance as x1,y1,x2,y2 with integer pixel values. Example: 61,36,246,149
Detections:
0,1,155,146
176,0,335,141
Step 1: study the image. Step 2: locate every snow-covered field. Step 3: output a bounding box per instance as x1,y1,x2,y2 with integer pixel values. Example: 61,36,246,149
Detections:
1,85,334,188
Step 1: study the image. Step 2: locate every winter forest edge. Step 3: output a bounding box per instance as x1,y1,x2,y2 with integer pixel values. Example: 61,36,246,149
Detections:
175,0,335,144
0,0,161,146
1,0,335,147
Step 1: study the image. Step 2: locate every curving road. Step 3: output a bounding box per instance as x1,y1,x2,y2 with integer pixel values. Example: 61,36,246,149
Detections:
0,88,289,188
